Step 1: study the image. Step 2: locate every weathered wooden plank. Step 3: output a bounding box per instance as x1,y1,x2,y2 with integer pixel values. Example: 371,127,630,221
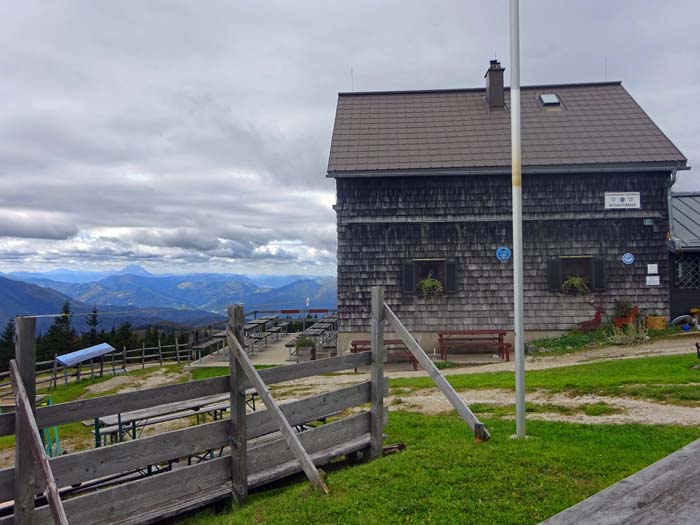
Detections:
48,419,228,490
248,411,372,473
3,420,375,524
384,304,490,442
228,305,248,504
31,376,229,429
10,361,68,525
228,332,329,494
3,456,232,525
0,380,374,503
14,317,37,524
249,434,371,489
541,438,700,525
370,286,385,459
0,355,376,438
253,352,371,387
246,380,372,439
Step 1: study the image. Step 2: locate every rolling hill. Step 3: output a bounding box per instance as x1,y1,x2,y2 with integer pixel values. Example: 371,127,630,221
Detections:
0,276,224,332
10,268,337,314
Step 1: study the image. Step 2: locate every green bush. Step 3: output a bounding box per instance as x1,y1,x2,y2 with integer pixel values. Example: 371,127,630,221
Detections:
295,336,316,349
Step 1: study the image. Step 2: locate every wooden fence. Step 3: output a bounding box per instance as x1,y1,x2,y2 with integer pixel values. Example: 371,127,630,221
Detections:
0,312,378,523
0,336,217,394
0,288,487,523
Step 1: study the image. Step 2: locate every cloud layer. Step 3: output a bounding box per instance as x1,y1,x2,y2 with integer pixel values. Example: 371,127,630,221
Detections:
0,1,698,273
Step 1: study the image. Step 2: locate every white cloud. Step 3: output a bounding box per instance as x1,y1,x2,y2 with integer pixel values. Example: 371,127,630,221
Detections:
0,0,697,273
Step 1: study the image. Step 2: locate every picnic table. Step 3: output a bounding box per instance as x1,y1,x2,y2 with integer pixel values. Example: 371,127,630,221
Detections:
437,330,510,362
268,326,282,340
349,339,418,371
90,390,258,446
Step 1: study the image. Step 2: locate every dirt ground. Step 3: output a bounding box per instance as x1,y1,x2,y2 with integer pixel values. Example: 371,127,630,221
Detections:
386,387,700,426
267,334,700,427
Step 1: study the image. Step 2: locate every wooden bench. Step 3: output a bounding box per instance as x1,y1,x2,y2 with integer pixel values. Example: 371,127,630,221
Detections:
437,330,510,362
349,339,418,371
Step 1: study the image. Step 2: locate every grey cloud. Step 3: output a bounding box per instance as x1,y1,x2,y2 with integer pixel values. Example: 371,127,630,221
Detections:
0,0,697,272
0,210,78,240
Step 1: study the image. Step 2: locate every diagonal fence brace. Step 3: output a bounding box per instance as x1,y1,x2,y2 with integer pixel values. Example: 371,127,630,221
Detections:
226,332,330,494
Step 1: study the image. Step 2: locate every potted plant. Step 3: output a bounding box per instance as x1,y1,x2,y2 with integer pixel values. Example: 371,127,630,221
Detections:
561,275,590,295
645,312,667,330
295,336,317,362
417,273,444,298
691,307,700,325
613,299,639,328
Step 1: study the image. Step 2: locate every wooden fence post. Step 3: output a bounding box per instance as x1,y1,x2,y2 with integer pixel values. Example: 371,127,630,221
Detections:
122,346,127,371
369,286,385,459
157,339,163,367
14,316,37,523
228,305,248,504
175,334,180,364
141,343,145,369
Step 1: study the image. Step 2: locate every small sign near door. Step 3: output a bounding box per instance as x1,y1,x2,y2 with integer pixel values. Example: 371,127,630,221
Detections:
646,275,660,286
605,192,641,209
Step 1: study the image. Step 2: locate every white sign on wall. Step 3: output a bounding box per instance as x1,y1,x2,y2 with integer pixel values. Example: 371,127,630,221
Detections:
647,264,658,274
605,192,641,209
646,275,660,286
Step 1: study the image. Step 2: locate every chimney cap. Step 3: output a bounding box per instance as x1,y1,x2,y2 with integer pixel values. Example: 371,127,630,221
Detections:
485,59,504,76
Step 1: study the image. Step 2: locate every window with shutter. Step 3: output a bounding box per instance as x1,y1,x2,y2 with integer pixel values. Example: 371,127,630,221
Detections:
547,259,562,291
445,260,458,293
401,259,457,294
401,261,415,293
547,256,607,292
590,258,607,291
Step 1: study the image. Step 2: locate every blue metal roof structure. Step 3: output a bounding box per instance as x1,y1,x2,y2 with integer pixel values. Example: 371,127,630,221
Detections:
56,343,116,367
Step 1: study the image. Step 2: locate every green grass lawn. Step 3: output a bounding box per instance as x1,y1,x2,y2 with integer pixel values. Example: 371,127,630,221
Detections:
390,353,700,405
184,412,699,525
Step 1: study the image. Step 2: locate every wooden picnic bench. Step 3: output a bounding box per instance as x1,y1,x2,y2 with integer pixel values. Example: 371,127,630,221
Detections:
437,330,510,362
349,339,418,371
90,391,258,446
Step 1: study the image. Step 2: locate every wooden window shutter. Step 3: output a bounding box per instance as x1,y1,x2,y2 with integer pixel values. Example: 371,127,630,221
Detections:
401,261,415,293
546,259,562,291
591,258,607,291
445,260,458,293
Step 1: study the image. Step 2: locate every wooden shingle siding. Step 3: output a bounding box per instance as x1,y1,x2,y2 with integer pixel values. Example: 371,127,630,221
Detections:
336,171,670,332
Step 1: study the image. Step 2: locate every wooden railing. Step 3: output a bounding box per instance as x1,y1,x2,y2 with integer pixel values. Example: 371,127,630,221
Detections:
0,291,486,523
0,314,377,523
9,360,67,524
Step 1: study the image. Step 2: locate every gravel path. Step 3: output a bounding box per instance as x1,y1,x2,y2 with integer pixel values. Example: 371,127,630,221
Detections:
271,335,700,426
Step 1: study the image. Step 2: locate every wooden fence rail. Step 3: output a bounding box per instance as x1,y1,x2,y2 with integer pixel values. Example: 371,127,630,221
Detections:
1,312,378,524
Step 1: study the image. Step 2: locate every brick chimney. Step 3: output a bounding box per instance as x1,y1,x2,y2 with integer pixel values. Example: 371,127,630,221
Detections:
485,59,505,109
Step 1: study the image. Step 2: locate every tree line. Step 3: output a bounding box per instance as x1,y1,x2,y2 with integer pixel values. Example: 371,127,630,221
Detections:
0,302,182,371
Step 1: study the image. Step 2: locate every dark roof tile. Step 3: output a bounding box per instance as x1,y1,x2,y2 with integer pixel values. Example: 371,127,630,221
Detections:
327,82,686,174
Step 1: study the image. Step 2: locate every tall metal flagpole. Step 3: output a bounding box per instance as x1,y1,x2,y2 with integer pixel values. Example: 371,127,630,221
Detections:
510,0,526,438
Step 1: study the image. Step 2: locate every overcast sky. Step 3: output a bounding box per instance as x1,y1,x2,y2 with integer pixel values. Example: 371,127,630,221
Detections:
0,1,697,275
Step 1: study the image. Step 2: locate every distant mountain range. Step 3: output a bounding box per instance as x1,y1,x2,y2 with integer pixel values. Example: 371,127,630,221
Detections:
0,276,225,332
0,265,338,332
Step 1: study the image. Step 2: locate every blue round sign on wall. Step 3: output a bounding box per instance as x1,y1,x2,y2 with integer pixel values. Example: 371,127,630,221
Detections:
622,253,635,265
496,247,512,262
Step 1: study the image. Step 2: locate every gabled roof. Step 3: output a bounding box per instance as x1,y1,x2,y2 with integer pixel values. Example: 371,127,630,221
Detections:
327,81,687,176
669,193,700,252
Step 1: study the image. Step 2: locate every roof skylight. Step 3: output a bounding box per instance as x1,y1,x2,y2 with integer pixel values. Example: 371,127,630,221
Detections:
539,93,560,106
